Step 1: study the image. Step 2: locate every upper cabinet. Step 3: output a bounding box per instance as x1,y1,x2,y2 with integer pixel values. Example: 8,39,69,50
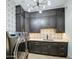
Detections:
16,5,25,32
56,8,65,33
29,10,56,33
29,8,65,33
16,6,65,33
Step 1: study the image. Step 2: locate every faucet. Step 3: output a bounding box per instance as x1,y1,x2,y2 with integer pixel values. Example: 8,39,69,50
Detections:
46,34,48,40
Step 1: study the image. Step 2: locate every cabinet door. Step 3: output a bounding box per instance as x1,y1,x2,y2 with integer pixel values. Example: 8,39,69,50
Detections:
58,43,68,57
47,16,56,28
20,14,25,32
31,45,41,53
30,18,41,33
41,42,48,54
16,15,21,32
47,42,58,56
28,41,41,53
56,8,65,33
40,16,56,29
40,18,48,29
16,14,25,32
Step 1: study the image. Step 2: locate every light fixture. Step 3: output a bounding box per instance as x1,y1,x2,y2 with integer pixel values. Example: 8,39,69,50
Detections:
43,6,45,9
26,0,51,13
34,0,37,2
28,9,31,12
47,1,51,6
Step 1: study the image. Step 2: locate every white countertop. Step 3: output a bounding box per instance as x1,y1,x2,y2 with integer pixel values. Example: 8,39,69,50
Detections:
28,39,68,42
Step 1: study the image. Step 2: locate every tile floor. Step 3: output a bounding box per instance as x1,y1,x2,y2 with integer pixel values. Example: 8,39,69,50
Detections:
28,53,67,59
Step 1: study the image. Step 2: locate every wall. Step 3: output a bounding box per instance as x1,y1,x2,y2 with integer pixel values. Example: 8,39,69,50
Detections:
6,0,26,32
65,0,72,58
6,0,16,32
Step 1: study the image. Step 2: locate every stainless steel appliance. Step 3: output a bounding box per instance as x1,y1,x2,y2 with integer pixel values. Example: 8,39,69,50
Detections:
6,32,29,59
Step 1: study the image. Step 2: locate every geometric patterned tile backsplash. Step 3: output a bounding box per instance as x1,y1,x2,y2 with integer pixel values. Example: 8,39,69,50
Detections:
29,28,67,40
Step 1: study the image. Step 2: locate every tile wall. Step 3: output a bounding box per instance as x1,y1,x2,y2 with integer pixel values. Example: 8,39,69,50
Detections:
29,28,68,41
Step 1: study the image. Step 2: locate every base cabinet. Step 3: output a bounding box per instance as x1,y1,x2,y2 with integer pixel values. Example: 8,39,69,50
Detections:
27,41,68,57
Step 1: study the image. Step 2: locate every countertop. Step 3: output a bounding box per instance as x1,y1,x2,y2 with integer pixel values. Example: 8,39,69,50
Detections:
28,39,68,42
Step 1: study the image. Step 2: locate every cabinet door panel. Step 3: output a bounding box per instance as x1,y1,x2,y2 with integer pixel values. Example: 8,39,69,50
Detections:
47,43,58,55
58,43,68,57
29,42,41,53
30,18,41,32
49,16,56,28
56,8,65,33
41,42,48,54
16,15,21,31
31,45,41,53
16,14,25,32
20,15,25,32
40,16,56,29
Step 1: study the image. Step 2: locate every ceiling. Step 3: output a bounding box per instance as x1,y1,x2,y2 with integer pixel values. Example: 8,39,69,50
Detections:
14,0,67,12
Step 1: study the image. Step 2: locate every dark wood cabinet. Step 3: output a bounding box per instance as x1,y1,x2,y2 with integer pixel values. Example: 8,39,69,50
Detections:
27,41,68,57
16,5,25,32
16,6,65,33
29,10,56,33
56,8,65,33
29,8,65,33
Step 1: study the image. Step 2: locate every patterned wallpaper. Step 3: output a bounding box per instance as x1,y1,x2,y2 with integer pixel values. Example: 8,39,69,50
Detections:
6,0,16,32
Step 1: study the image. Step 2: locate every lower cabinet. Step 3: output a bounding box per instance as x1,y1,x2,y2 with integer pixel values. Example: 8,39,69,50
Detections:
27,41,68,57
